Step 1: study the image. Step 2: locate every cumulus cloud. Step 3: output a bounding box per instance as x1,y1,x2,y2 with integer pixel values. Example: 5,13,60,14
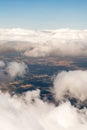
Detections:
6,62,28,78
0,61,28,86
0,29,87,57
53,70,87,102
0,89,87,130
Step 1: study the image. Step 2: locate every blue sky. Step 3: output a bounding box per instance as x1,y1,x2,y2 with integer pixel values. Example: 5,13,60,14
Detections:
0,0,87,29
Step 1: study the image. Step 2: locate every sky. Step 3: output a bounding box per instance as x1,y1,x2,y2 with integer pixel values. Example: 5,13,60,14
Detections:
0,0,87,29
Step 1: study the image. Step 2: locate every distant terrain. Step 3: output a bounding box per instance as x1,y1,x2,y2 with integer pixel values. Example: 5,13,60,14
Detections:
0,50,87,105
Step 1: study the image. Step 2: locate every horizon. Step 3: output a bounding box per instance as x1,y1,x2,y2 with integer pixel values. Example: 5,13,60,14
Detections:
0,27,87,30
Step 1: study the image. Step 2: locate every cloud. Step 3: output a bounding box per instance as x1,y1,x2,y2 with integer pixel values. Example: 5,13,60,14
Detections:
0,89,87,130
53,70,87,102
0,61,28,86
0,29,87,57
6,62,28,78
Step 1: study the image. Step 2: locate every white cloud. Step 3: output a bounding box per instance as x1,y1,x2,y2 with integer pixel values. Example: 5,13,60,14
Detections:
6,62,28,78
0,29,87,57
0,89,87,130
53,70,87,101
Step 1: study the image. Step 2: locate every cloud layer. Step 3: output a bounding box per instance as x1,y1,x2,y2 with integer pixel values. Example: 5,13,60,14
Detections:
0,89,87,130
0,28,87,57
